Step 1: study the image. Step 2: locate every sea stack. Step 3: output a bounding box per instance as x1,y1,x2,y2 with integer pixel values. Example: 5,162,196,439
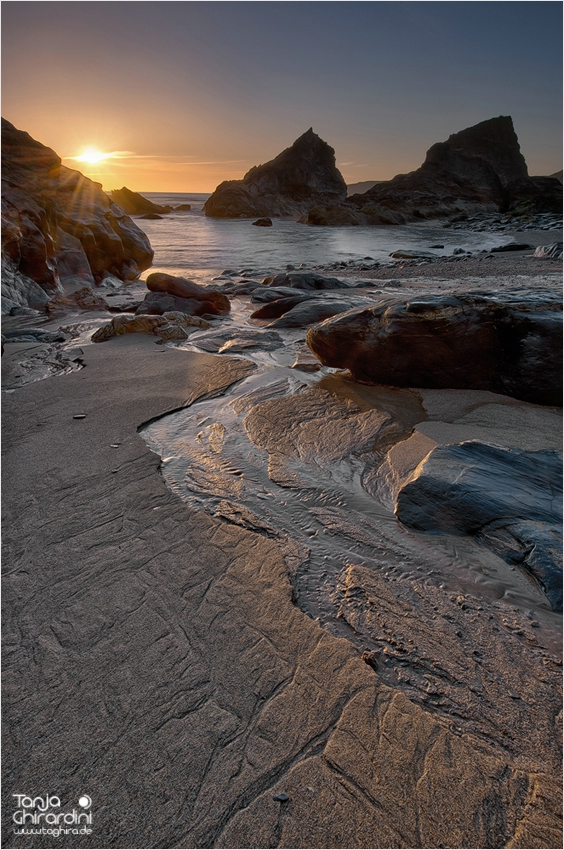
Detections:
304,116,562,224
1,119,154,314
110,186,173,216
203,128,347,218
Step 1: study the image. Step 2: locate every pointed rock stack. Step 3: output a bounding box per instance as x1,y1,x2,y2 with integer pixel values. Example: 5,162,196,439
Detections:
204,128,347,218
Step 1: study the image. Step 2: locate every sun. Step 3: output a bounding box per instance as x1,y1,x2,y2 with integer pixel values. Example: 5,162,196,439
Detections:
75,147,109,165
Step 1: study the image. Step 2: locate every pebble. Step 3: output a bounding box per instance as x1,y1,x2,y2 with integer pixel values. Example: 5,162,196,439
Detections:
273,793,289,802
73,414,86,419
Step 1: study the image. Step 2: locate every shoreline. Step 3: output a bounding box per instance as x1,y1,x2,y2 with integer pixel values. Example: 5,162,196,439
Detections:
2,240,562,847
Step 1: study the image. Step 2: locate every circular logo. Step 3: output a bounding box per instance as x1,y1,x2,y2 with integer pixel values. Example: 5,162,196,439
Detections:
78,795,92,809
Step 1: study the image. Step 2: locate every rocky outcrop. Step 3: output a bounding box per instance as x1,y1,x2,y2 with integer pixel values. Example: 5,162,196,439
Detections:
204,129,347,218
1,119,153,313
261,272,348,291
91,311,210,342
304,117,562,225
395,441,562,611
252,217,272,227
110,186,172,215
136,272,230,317
306,290,562,405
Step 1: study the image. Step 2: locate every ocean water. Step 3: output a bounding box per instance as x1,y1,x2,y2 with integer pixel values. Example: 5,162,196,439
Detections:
136,192,510,282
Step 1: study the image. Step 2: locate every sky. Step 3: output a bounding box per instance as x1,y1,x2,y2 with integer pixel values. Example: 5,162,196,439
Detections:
1,1,562,192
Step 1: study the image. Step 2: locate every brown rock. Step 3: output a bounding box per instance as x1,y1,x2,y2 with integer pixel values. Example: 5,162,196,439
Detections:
306,290,563,405
144,272,230,316
1,119,154,312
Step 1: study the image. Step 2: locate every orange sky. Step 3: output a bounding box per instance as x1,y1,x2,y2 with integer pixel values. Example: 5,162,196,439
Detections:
62,150,254,194
2,3,562,194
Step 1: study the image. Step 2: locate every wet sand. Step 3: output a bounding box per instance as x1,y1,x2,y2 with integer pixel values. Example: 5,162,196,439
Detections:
2,247,562,848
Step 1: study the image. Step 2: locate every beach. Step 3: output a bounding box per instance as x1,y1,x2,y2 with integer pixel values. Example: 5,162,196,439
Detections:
2,239,562,848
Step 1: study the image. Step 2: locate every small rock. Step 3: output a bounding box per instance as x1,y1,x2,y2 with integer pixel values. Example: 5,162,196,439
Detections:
73,414,86,419
252,218,273,227
533,242,563,260
490,243,533,253
273,794,289,803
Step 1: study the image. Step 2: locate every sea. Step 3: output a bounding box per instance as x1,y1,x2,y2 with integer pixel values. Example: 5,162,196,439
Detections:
136,192,510,283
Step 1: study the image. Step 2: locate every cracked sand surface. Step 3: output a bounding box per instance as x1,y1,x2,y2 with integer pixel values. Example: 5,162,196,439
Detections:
2,333,562,848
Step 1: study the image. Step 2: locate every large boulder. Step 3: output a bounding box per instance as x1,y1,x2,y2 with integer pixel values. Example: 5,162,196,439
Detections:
136,272,230,317
110,187,172,216
306,290,562,405
1,118,153,312
395,441,562,612
204,129,347,218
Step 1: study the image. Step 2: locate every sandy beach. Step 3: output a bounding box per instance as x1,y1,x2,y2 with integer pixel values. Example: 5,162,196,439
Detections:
2,243,562,848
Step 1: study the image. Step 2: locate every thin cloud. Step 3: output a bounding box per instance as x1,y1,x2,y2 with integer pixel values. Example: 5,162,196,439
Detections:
64,152,247,165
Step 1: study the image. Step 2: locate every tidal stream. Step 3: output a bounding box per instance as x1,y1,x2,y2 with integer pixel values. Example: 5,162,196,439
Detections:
140,302,561,654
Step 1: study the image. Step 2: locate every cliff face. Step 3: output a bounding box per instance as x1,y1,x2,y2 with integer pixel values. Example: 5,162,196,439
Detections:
1,119,153,313
204,129,347,218
304,117,561,225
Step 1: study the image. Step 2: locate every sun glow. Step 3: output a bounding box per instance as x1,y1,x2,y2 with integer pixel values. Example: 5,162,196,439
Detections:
74,147,109,164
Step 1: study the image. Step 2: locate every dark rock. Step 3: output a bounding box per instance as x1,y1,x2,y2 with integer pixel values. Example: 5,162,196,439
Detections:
262,272,348,291
534,242,563,260
204,129,347,218
273,794,289,803
505,176,563,215
138,213,163,220
136,291,225,318
251,286,303,304
301,203,405,226
301,204,364,226
306,291,562,405
346,181,380,195
145,272,230,315
348,116,527,220
174,204,192,211
308,117,562,225
1,256,51,314
490,243,533,252
251,295,314,319
396,442,562,611
1,119,153,311
429,244,444,249
110,187,172,216
268,300,353,329
252,217,273,227
389,250,439,260
2,328,68,343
